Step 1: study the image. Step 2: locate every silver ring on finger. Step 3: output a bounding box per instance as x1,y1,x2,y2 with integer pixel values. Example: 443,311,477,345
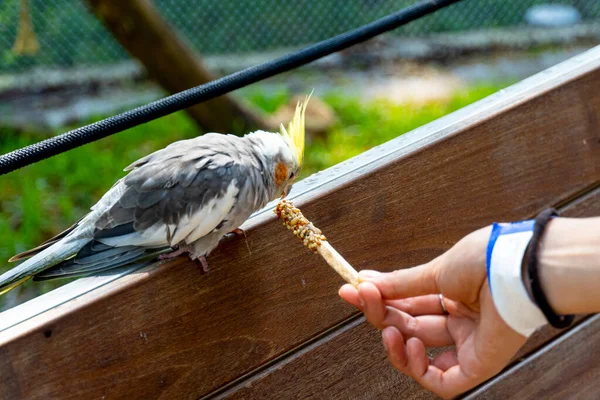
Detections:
439,294,449,315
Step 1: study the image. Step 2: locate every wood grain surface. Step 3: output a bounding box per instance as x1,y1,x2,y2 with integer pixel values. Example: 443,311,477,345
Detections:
211,187,600,400
465,314,600,400
1,51,599,399
220,317,439,400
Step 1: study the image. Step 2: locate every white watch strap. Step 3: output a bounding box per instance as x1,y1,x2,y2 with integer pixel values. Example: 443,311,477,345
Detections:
487,221,548,337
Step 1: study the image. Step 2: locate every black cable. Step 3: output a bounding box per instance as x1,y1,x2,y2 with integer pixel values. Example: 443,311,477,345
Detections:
0,0,463,175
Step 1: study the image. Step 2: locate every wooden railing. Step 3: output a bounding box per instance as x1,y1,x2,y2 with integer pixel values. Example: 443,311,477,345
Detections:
1,45,599,399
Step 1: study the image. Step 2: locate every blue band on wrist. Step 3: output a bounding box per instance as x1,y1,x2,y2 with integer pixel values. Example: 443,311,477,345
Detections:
486,219,535,294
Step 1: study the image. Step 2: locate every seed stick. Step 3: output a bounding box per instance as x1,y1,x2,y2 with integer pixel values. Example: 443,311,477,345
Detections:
274,199,359,287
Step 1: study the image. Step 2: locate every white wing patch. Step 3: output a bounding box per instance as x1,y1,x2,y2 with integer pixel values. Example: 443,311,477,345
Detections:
97,180,239,248
184,180,239,244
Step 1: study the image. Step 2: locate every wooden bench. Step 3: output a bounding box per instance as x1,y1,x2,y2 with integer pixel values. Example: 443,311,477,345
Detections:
1,45,599,399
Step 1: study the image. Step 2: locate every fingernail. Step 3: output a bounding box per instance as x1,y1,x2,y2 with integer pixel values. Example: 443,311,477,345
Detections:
381,329,390,352
359,270,381,280
357,293,365,308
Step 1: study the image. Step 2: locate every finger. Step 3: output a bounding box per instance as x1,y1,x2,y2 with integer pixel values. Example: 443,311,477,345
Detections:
383,327,477,399
359,282,387,329
338,284,363,310
417,364,476,399
359,261,440,300
386,294,451,316
382,328,430,378
383,307,454,347
361,226,493,304
406,337,429,379
381,326,408,370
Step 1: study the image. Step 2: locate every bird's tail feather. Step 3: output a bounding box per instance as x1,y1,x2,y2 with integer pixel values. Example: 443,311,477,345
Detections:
0,237,88,294
32,246,168,281
0,276,33,296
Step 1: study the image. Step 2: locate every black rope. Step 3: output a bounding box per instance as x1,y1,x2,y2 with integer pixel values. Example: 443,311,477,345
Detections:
0,0,463,175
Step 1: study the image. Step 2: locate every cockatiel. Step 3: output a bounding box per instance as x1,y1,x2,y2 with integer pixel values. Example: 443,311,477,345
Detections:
0,95,310,295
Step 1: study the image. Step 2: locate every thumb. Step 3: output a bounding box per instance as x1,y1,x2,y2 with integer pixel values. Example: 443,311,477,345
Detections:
359,259,441,300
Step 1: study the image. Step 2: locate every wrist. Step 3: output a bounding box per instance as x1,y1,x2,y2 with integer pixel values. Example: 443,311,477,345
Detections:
538,217,600,314
487,219,547,337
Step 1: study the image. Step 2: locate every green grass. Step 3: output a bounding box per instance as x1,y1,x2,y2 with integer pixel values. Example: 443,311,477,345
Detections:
0,82,509,304
302,84,506,176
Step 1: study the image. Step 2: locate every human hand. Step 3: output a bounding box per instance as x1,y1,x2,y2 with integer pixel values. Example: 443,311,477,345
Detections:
339,226,527,399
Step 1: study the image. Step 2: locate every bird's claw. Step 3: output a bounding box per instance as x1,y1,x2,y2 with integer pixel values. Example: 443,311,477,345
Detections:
194,256,210,274
159,245,192,260
160,246,209,273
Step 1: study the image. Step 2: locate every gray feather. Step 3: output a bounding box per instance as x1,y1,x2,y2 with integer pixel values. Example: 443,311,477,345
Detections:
0,237,88,291
118,186,140,209
33,250,164,281
74,245,141,265
93,222,135,240
97,138,249,237
6,130,282,292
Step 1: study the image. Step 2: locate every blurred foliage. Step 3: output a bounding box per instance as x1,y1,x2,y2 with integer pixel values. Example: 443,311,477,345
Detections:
0,82,508,304
1,0,598,72
245,83,507,175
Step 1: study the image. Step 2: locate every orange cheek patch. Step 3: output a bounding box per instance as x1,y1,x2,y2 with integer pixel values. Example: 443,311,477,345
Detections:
274,162,288,186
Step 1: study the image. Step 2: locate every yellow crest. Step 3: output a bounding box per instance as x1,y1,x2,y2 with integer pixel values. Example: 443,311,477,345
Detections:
280,92,311,166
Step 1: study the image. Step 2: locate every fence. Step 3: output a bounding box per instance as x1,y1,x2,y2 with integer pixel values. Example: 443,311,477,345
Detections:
1,0,600,73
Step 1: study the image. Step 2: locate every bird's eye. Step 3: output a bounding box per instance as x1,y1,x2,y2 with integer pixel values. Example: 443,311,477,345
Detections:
289,172,295,179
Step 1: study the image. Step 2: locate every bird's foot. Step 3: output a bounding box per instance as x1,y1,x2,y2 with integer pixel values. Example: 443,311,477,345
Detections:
193,255,210,274
160,246,209,273
159,245,193,260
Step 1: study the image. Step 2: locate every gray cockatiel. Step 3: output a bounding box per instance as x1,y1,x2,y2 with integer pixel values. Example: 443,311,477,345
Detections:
0,96,310,295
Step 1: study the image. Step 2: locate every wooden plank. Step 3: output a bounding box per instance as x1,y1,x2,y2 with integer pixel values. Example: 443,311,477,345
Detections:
1,47,600,399
219,317,439,400
464,314,600,400
206,185,600,400
558,185,600,218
